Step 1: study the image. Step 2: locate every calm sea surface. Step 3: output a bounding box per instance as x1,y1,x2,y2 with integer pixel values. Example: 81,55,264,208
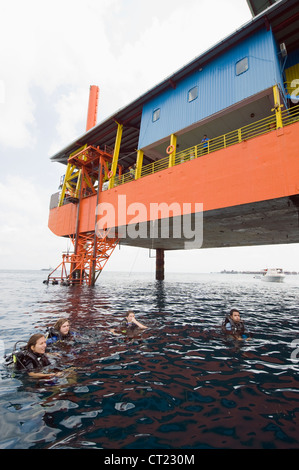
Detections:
0,269,299,450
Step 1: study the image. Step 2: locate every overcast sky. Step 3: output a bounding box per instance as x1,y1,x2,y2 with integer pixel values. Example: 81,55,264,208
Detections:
1,0,299,274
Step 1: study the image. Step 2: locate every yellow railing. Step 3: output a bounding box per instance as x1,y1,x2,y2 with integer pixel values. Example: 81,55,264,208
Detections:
281,103,299,125
116,172,135,185
113,104,299,187
141,156,169,178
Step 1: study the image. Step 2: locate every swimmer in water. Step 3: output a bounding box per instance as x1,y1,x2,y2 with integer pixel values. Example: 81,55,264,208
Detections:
12,334,63,379
222,309,249,340
111,310,148,335
46,318,75,345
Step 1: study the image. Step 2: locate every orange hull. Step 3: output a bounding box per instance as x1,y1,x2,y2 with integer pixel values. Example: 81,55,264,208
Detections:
49,122,299,247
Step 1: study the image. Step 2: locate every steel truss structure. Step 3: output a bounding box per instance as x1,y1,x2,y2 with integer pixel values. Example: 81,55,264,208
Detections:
46,143,120,286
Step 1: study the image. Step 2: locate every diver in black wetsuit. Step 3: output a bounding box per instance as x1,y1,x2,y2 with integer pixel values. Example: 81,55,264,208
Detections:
46,318,75,345
10,334,62,379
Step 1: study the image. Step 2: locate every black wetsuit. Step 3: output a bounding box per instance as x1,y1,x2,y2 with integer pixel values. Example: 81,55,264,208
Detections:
46,328,74,345
14,349,50,371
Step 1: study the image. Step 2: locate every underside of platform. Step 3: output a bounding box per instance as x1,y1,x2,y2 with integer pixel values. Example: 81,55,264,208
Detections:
116,195,299,250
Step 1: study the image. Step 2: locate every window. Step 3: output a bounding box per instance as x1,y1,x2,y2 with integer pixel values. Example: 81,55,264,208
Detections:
152,108,161,122
236,57,249,76
188,86,198,102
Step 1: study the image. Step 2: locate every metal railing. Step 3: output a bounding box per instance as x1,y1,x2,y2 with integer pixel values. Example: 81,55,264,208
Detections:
281,103,299,125
113,104,299,186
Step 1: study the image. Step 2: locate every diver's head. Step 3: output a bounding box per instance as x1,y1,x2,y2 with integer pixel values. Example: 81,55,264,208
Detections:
27,334,47,355
229,309,241,323
54,318,70,336
126,311,135,322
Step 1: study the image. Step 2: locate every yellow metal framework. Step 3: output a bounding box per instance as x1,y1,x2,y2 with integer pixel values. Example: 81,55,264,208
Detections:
108,122,123,189
48,144,120,286
58,145,87,206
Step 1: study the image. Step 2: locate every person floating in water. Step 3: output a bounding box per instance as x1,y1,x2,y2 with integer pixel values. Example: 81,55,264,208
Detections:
111,310,148,335
46,318,75,345
222,309,249,340
9,334,62,379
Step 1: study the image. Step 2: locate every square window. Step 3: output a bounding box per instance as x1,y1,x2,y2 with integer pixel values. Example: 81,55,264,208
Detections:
188,86,198,102
236,57,249,76
152,108,161,122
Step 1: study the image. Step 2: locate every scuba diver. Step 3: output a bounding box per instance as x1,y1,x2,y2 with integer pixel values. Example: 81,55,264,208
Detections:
46,318,75,345
222,309,249,340
110,310,148,335
5,334,62,379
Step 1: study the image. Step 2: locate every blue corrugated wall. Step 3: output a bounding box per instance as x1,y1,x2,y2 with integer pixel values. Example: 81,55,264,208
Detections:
138,27,283,149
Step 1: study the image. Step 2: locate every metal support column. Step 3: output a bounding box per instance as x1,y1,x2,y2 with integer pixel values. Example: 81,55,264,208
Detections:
168,134,177,167
135,149,144,179
156,248,165,281
109,122,123,189
272,84,283,129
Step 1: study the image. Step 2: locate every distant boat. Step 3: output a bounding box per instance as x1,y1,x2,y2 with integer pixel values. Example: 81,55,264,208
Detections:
41,267,52,271
261,268,285,283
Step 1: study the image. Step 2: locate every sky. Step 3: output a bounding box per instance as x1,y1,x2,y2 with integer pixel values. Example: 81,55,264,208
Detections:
1,0,299,275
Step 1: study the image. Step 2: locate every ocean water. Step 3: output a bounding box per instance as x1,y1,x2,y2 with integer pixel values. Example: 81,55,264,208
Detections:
0,269,299,450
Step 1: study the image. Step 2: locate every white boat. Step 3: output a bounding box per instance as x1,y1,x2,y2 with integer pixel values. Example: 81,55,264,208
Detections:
261,268,285,283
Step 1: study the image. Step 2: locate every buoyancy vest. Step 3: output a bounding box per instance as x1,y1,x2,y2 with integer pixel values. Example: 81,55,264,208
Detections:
46,327,73,344
13,349,50,371
119,320,138,334
222,316,245,336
